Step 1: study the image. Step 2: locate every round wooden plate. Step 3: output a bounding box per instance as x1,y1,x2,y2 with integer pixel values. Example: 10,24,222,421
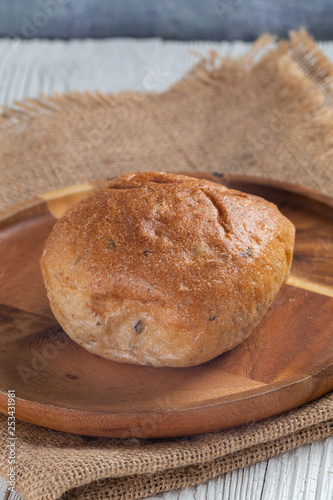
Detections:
0,173,332,438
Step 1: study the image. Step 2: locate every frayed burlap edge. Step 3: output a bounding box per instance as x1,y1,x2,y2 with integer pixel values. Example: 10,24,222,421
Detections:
0,29,333,210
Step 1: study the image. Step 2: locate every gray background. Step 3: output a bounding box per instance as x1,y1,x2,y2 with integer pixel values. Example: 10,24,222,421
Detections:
1,0,333,41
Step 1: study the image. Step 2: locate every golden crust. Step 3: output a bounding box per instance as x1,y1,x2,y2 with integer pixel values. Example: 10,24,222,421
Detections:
40,171,295,367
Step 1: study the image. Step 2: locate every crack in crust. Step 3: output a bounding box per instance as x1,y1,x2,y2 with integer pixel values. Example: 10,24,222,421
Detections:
200,188,232,233
107,175,180,190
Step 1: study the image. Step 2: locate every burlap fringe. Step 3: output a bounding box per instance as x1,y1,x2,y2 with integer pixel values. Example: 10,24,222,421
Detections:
0,29,333,212
289,28,333,105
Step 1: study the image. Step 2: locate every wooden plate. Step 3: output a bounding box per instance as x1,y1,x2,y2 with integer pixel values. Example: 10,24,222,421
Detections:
0,174,332,438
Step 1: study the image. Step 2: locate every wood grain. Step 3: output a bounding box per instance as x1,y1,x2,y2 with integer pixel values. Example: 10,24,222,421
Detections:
0,175,332,438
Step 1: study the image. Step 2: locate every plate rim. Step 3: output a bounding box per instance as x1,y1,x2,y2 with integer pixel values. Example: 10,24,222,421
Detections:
0,172,332,438
1,356,332,438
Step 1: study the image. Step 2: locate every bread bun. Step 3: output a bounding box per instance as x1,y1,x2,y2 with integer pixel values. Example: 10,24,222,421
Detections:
40,172,295,367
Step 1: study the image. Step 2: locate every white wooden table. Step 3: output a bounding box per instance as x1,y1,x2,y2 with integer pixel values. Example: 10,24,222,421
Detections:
0,37,332,500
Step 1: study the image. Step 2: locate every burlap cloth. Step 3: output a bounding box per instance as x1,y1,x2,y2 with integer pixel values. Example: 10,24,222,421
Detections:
0,29,332,499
